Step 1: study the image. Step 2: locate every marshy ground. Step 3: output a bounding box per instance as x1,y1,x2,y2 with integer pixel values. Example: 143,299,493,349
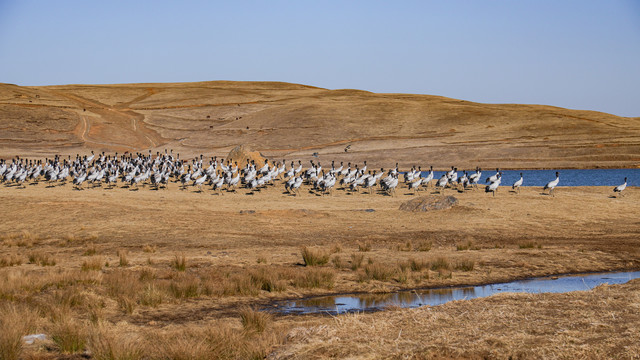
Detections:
0,181,638,359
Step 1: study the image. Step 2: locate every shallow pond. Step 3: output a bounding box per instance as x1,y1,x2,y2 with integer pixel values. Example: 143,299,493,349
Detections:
268,271,640,315
418,168,638,187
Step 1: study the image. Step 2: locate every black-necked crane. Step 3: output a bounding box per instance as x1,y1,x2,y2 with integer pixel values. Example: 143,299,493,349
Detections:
543,172,560,197
486,168,500,183
422,166,434,188
193,174,207,192
408,177,422,194
469,167,481,189
485,173,501,197
291,176,303,196
613,177,627,197
512,173,523,194
437,174,448,194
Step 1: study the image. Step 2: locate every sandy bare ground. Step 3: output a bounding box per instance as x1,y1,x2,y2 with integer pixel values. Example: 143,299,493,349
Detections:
1,81,639,169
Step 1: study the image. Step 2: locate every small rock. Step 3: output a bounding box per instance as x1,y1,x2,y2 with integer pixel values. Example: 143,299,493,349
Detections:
23,334,46,345
399,195,458,212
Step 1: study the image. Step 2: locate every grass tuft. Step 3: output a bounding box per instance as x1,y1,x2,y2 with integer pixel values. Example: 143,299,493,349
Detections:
83,245,97,256
81,256,103,271
416,241,432,252
50,313,87,353
239,306,271,333
409,258,429,271
518,241,537,249
87,323,144,360
454,259,476,272
331,255,343,269
360,262,397,282
28,251,56,266
0,254,22,268
350,253,364,270
117,250,129,267
0,304,38,360
293,268,335,289
430,257,451,271
171,254,187,271
301,247,329,266
357,241,372,252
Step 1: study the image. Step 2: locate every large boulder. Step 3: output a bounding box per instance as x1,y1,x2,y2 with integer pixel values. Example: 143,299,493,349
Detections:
226,145,266,166
399,195,458,212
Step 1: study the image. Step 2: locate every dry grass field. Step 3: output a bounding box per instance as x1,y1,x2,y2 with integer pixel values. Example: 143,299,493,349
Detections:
1,80,639,359
1,81,640,169
0,179,638,359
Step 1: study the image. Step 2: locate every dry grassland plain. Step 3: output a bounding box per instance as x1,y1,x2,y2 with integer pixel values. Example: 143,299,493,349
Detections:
0,81,639,359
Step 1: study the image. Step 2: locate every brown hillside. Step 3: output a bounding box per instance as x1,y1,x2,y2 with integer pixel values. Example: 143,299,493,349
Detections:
1,81,638,169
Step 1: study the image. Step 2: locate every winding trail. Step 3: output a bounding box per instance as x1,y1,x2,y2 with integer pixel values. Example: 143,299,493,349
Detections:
39,88,162,150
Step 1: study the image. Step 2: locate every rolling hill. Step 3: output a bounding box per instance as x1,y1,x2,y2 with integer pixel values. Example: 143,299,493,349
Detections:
1,81,638,169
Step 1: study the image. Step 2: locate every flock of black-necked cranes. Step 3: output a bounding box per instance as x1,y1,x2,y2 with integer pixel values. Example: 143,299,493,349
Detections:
0,151,629,197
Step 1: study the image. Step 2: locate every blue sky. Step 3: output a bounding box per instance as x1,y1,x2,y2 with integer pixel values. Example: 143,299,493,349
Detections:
0,0,638,117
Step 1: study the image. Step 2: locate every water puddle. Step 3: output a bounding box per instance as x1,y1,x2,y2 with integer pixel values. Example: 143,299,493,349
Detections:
268,271,640,315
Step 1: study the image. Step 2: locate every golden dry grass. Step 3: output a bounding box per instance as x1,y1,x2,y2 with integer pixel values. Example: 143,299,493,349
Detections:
0,180,638,358
1,81,639,169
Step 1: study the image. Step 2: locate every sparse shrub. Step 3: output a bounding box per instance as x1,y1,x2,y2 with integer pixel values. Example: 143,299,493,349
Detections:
430,257,451,271
301,247,329,266
357,241,372,252
81,256,103,271
172,254,187,271
239,307,271,333
350,253,364,270
117,250,129,267
455,259,475,272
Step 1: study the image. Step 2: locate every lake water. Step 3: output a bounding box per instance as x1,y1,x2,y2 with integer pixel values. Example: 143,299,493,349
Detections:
418,168,638,187
269,271,640,315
